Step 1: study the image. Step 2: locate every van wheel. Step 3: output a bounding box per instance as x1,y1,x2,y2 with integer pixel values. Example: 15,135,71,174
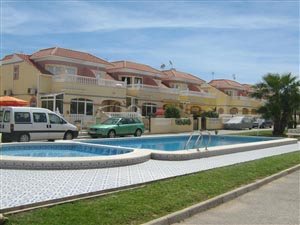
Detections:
64,131,74,140
107,130,116,138
134,129,142,137
19,133,30,142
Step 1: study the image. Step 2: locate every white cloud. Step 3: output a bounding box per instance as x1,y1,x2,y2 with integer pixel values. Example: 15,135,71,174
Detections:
2,1,298,35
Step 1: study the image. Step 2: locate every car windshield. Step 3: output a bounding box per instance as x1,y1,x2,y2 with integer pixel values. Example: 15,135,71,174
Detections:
102,118,121,125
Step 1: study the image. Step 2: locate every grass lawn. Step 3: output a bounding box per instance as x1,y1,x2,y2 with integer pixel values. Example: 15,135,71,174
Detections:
228,129,281,137
5,151,300,225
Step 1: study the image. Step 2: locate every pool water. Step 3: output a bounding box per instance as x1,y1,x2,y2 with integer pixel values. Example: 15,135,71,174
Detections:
80,135,276,151
0,143,133,157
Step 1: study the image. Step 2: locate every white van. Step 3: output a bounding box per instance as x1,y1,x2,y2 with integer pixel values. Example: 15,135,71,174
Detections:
0,107,78,142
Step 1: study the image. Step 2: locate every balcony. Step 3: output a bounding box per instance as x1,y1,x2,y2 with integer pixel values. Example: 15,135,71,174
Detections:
127,84,180,95
230,96,266,107
52,74,126,88
180,90,216,99
127,84,179,101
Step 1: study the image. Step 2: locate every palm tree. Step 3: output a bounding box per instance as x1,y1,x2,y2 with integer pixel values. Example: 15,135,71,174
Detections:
250,73,300,136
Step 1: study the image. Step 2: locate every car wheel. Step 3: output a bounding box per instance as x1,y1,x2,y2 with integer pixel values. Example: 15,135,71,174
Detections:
64,131,74,140
19,133,30,142
107,130,116,138
134,129,142,137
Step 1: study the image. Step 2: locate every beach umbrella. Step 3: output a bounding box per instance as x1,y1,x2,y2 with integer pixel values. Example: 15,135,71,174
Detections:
0,96,28,106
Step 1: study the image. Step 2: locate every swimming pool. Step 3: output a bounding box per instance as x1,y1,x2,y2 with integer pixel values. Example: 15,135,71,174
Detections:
79,135,276,151
0,142,151,170
78,134,297,160
1,134,297,169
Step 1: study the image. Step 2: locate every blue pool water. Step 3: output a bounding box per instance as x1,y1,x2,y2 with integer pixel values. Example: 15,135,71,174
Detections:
0,143,133,157
79,135,276,151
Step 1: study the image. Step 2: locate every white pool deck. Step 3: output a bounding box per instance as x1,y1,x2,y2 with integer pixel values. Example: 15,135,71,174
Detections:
0,134,299,212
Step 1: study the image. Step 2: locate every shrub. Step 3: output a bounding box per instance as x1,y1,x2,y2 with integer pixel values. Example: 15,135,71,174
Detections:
175,118,191,125
164,105,181,118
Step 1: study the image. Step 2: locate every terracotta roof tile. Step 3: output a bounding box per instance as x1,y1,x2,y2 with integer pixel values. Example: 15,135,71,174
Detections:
1,53,48,74
108,61,164,76
209,79,246,90
30,47,111,65
162,69,205,83
1,54,14,61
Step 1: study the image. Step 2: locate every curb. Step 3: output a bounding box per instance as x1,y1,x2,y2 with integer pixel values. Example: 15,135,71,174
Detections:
142,164,300,225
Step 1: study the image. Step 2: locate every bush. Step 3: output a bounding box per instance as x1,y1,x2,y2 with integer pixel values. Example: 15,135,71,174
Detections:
200,110,219,118
164,105,181,118
175,118,191,125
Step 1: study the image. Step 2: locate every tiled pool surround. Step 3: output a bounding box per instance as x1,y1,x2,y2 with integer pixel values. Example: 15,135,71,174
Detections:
0,142,151,170
150,138,298,160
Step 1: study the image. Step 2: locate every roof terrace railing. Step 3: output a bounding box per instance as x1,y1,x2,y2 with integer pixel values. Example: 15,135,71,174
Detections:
180,90,216,98
127,84,180,94
53,74,126,88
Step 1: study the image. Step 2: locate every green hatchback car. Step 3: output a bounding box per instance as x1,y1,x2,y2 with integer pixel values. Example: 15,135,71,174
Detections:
87,117,145,138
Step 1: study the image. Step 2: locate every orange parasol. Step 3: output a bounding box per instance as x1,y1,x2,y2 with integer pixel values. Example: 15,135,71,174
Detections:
0,96,28,106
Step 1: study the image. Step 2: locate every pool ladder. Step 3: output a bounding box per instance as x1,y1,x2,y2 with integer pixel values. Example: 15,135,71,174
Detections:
184,130,211,151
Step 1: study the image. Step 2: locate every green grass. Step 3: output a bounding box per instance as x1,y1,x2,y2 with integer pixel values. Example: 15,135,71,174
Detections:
6,151,300,225
228,129,277,137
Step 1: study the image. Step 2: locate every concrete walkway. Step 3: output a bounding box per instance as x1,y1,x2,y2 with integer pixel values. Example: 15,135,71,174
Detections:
170,169,300,225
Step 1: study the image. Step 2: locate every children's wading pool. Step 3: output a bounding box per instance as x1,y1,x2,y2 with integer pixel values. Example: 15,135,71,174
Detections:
0,142,150,170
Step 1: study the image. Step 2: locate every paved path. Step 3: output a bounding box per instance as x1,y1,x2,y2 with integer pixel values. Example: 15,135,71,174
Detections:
173,170,300,225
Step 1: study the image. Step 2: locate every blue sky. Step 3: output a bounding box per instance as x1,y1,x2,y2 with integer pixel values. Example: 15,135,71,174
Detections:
1,0,299,84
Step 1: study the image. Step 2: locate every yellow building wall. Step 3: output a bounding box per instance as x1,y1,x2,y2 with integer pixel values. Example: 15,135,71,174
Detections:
0,61,40,103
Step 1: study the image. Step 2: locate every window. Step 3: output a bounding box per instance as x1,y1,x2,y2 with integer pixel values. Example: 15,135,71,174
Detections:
66,67,76,75
49,113,62,124
3,111,10,122
70,98,93,115
170,84,179,89
13,65,19,80
122,76,132,85
33,113,47,123
134,77,142,84
15,112,31,123
225,90,232,96
41,94,64,113
95,72,103,79
46,65,76,75
142,103,157,116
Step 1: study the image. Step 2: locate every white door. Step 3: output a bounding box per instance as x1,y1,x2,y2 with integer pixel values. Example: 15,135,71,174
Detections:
31,111,50,140
47,113,67,140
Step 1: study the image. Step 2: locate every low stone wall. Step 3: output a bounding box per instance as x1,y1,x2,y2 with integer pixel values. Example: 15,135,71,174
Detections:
205,117,224,130
149,118,193,134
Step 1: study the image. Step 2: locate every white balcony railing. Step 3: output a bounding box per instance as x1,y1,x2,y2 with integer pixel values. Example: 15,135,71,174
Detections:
231,96,265,102
127,84,180,95
52,74,126,88
180,90,216,98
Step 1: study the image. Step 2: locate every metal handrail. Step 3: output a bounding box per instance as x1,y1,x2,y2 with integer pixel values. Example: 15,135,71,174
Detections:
194,132,203,151
184,131,198,150
184,130,211,151
201,130,211,150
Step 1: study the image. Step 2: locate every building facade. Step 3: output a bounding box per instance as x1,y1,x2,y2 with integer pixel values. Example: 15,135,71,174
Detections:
0,47,264,127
